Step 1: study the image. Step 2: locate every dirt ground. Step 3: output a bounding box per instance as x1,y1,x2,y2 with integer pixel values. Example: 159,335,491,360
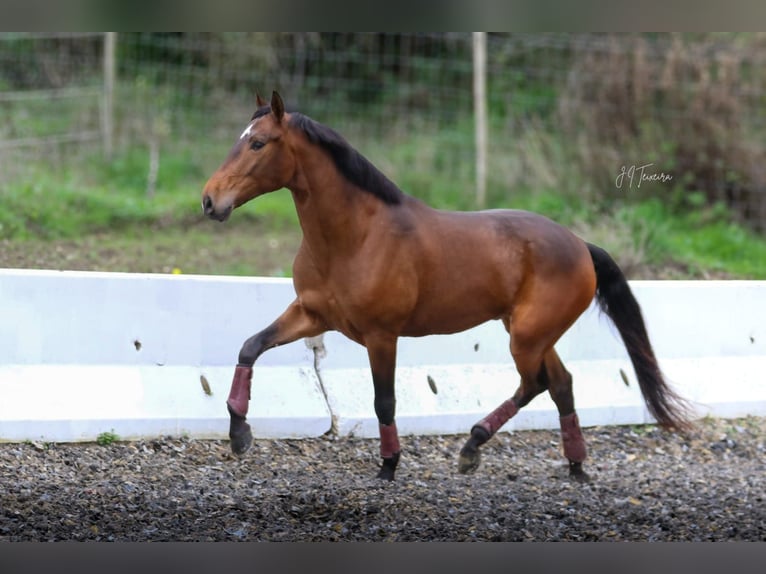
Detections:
0,218,303,277
1,416,764,541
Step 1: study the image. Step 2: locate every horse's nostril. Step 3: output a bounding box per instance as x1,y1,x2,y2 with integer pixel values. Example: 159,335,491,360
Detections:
202,194,213,214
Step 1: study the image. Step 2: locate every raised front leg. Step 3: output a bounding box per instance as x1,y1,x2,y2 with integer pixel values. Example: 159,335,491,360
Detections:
366,334,401,481
227,299,326,455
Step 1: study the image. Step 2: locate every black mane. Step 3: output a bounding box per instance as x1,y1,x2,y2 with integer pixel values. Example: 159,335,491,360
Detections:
251,105,271,120
288,113,404,205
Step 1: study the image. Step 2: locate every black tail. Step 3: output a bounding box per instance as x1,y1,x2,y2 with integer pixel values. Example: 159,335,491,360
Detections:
587,243,694,431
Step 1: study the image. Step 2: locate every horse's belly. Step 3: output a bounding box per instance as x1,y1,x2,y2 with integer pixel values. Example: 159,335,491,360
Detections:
400,298,503,337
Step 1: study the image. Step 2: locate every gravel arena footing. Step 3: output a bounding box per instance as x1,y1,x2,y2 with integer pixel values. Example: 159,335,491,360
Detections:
1,416,764,541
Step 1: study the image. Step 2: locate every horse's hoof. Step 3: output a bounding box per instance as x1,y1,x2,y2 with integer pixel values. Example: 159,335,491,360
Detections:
230,423,253,455
458,446,481,474
377,452,400,481
568,461,590,483
377,466,396,481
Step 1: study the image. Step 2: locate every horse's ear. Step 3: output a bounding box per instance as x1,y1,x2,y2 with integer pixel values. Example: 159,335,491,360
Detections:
271,91,285,122
256,91,268,108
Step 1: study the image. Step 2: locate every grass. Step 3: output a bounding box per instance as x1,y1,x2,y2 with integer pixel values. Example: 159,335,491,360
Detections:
663,221,766,278
0,140,299,242
1,174,160,240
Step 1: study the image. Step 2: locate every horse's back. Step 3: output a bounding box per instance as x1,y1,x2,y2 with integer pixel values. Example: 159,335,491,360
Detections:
413,205,592,282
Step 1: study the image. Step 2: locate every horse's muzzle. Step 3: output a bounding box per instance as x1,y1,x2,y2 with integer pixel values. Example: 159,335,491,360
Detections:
202,194,233,222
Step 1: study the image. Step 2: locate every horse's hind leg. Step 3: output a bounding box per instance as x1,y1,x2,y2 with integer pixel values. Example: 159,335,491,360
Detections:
458,343,549,474
543,349,589,481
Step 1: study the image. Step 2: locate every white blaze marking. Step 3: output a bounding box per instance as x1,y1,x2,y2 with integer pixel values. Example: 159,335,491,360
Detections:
239,122,254,140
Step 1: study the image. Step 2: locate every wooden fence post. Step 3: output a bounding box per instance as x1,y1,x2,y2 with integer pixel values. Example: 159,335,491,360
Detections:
102,32,116,160
473,32,488,209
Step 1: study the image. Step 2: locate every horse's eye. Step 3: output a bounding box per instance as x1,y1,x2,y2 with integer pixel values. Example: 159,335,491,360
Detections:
250,140,265,151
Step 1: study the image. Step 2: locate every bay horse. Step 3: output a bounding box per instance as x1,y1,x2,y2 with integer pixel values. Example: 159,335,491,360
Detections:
202,91,693,481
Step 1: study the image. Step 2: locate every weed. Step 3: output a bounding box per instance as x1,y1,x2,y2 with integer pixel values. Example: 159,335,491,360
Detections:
629,424,652,436
96,430,120,446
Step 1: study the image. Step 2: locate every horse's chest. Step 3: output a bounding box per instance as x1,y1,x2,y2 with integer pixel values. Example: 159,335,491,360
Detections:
293,247,416,341
297,284,368,342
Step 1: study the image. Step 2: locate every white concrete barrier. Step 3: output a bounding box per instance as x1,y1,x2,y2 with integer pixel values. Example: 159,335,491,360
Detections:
1,269,764,442
0,270,329,442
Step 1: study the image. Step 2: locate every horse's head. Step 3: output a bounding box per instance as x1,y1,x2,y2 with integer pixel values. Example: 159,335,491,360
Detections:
202,91,295,221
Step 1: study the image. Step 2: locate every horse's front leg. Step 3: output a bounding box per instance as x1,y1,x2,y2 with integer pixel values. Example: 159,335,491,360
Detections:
227,299,326,455
366,334,401,481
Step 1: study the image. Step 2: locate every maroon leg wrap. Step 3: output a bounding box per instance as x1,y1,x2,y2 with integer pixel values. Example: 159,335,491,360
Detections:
379,422,401,459
226,365,253,418
474,399,519,437
560,412,587,463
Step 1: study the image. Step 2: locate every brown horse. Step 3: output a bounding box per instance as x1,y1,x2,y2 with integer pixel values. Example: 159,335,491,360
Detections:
202,91,693,481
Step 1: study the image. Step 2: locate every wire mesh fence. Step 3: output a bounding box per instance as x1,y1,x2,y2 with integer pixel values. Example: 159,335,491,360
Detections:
0,32,105,148
1,32,764,230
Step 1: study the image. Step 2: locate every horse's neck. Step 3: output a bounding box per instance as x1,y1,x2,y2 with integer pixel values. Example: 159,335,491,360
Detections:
288,152,379,262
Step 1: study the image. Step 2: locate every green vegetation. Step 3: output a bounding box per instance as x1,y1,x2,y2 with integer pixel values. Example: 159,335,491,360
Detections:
0,140,298,242
3,135,764,279
96,430,120,446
